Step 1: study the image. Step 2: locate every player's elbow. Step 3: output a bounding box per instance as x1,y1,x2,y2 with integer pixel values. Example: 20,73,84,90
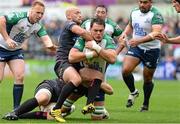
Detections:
108,55,117,64
68,54,76,63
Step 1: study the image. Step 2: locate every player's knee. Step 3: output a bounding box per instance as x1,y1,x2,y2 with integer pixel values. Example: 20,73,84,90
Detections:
70,76,82,86
101,83,113,95
15,73,24,83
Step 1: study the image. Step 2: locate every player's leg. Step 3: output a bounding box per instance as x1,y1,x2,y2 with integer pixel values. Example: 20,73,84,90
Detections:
8,59,25,109
61,93,83,117
80,68,103,114
0,62,6,83
91,81,113,120
140,48,160,112
3,82,52,120
141,67,155,112
122,49,140,107
51,62,81,122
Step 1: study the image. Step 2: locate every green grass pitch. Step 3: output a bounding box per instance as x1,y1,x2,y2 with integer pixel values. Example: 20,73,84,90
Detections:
0,73,180,123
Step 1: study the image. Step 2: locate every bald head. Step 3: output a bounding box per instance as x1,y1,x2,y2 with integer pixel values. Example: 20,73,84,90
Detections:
65,7,82,24
66,7,80,19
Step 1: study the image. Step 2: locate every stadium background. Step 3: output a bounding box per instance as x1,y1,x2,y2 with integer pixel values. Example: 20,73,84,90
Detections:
0,0,180,123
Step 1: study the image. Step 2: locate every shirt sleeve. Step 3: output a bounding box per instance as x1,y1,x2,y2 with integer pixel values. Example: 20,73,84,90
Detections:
73,37,85,52
5,12,26,25
151,11,164,25
37,25,48,37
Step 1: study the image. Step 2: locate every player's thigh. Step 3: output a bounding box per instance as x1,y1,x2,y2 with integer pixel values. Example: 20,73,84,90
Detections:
0,62,6,81
63,66,81,86
8,59,25,80
35,88,52,106
122,55,140,74
79,68,103,81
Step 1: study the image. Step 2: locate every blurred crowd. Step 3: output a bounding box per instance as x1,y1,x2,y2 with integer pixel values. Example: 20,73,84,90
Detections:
25,15,180,60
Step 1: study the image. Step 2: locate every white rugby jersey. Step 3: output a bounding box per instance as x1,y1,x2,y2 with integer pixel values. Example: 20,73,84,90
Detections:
130,6,164,50
0,12,47,51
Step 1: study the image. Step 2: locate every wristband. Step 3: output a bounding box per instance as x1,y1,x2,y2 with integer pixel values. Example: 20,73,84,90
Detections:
92,40,102,53
148,33,154,40
85,51,93,59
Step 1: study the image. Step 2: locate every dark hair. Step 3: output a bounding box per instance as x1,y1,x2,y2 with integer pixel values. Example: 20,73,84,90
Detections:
95,5,108,12
176,0,180,4
90,18,105,28
32,0,45,7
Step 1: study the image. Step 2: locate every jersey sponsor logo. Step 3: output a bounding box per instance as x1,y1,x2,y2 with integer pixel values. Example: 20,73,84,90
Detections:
134,23,147,36
144,18,151,23
18,53,24,58
72,36,79,42
127,51,134,55
13,32,25,43
0,57,5,60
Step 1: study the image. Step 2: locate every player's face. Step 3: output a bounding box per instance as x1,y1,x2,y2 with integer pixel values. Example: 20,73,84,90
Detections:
172,0,180,13
71,9,82,25
95,7,107,20
29,4,45,24
138,0,152,13
90,23,105,42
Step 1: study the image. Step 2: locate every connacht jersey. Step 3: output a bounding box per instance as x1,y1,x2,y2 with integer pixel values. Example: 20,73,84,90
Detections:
81,18,123,37
73,34,116,74
0,12,47,50
130,6,164,50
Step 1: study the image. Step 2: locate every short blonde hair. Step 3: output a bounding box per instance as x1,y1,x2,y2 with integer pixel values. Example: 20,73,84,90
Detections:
32,0,45,7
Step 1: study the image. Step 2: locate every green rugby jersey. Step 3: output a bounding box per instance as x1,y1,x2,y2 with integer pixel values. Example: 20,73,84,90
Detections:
73,34,116,74
0,11,47,50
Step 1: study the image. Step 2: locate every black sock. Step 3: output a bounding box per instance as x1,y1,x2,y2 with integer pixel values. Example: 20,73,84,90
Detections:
53,82,76,110
14,98,39,116
19,111,47,119
143,82,154,106
86,79,102,105
13,84,24,109
122,73,135,93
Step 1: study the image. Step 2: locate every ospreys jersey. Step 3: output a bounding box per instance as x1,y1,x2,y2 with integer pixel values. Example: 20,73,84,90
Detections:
130,6,164,50
0,12,47,51
73,34,116,74
81,18,123,37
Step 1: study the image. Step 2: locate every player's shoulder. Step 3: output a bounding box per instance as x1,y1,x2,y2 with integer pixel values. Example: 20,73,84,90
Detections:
6,11,27,20
65,20,76,26
106,18,117,26
82,18,91,24
150,6,162,14
131,7,140,13
103,33,113,40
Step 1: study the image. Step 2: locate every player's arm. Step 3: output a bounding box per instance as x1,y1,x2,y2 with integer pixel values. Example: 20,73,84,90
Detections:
40,35,57,52
0,16,9,41
0,16,17,48
164,36,180,44
69,48,97,63
98,48,117,64
135,24,162,44
116,22,132,54
85,40,117,64
71,25,93,41
69,38,98,63
156,33,180,44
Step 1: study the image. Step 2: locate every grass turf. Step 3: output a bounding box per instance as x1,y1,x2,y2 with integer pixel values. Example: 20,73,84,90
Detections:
0,74,180,123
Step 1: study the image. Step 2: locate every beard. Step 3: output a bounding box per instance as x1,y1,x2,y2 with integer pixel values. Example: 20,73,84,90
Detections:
140,7,150,13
